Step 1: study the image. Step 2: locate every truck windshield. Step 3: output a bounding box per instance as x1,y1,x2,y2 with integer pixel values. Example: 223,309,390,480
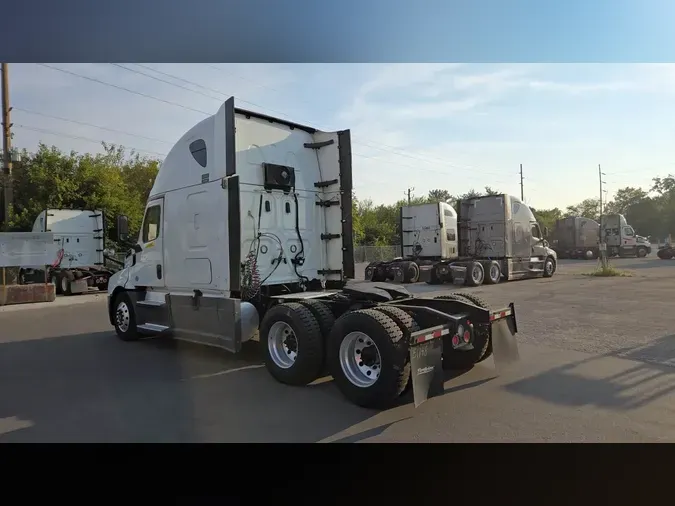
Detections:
623,227,634,237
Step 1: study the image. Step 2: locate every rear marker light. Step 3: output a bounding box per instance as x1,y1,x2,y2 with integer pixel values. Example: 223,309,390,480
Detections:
463,331,471,343
452,335,460,346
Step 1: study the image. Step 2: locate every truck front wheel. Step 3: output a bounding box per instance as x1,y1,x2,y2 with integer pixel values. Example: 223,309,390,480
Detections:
327,308,410,409
637,246,648,258
113,292,141,342
260,302,325,386
543,256,556,278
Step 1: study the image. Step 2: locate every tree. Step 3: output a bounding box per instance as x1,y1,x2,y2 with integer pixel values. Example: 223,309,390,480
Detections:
564,198,601,221
3,143,159,241
604,187,648,215
428,189,452,203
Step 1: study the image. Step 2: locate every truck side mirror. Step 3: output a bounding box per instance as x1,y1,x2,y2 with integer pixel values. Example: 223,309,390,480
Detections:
116,215,129,242
544,226,549,238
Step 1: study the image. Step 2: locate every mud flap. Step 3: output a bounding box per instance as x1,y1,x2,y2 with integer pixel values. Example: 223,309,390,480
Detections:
409,332,445,408
490,303,520,369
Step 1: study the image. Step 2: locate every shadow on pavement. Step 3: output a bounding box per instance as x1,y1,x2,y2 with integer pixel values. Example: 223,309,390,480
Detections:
0,329,495,442
0,331,381,443
503,335,675,411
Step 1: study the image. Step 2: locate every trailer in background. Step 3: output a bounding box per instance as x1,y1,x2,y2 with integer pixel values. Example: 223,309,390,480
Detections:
19,209,115,295
549,216,600,260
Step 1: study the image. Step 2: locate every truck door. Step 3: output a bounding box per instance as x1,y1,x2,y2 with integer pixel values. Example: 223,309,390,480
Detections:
621,225,637,252
134,198,165,288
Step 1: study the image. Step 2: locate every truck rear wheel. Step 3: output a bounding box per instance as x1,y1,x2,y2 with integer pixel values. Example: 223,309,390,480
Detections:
260,302,325,386
373,305,420,397
484,261,501,285
466,261,485,287
297,299,335,337
401,261,420,283
434,294,491,369
327,308,410,409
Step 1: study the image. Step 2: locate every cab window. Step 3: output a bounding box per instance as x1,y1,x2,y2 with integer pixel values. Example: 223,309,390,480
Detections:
623,226,634,237
142,205,161,243
531,224,541,239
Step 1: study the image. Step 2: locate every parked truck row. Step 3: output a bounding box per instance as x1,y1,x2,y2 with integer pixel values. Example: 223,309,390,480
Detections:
549,214,651,260
364,197,558,287
104,97,521,410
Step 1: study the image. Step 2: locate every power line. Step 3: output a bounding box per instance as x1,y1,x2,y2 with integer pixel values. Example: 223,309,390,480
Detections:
36,63,211,116
203,64,524,178
110,63,224,102
13,107,173,144
32,63,515,185
126,63,512,179
14,124,167,157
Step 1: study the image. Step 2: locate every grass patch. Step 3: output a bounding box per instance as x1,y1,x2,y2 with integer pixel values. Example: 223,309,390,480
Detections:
582,264,634,277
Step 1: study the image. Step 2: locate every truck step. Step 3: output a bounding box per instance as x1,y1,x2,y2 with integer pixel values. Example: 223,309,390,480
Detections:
138,299,165,307
138,323,169,332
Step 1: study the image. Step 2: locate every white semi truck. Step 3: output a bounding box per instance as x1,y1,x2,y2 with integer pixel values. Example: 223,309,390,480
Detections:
365,197,557,286
105,98,520,409
600,214,651,258
18,209,116,295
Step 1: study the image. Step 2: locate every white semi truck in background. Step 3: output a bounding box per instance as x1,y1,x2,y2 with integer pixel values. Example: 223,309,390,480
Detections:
105,97,521,409
18,209,117,294
365,196,557,286
600,214,651,258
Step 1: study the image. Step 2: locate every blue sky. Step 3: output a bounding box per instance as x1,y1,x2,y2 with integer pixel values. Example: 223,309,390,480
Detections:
9,63,675,210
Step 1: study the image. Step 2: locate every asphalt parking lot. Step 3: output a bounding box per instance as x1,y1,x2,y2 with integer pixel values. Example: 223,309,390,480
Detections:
3,255,675,442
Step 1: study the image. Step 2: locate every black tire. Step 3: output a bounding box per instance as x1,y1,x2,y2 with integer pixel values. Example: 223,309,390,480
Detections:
401,261,420,283
484,260,501,285
327,308,410,409
636,247,647,258
260,302,324,386
297,299,336,337
543,256,556,278
657,248,673,260
60,273,73,296
113,292,141,342
434,294,491,369
466,261,485,287
373,306,420,397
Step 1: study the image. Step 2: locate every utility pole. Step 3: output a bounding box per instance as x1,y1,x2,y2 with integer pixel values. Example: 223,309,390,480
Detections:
1,63,12,228
598,164,608,268
519,164,524,201
405,187,414,205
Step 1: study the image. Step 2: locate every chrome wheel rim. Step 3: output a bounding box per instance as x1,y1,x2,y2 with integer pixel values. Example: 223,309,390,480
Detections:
268,321,297,369
546,260,554,275
489,264,500,281
116,301,130,332
339,331,381,388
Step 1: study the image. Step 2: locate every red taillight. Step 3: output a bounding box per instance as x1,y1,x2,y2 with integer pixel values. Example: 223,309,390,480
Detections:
463,331,471,343
452,335,460,346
